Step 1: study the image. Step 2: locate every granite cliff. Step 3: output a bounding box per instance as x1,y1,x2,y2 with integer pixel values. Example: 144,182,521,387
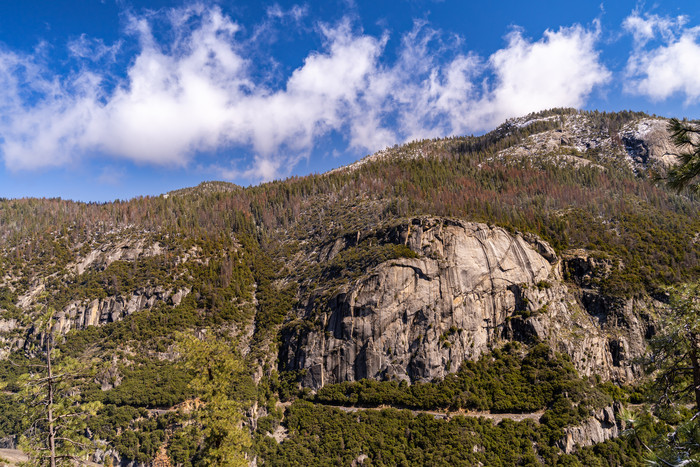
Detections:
282,217,657,389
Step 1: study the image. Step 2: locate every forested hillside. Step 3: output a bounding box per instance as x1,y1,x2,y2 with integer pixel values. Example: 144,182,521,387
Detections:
1,108,699,466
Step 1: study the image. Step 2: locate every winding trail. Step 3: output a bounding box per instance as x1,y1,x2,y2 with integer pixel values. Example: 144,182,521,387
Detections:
0,448,101,466
313,403,545,423
0,448,27,466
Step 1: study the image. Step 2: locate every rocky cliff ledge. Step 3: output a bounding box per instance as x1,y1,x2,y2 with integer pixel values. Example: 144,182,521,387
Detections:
282,218,655,389
0,286,190,358
557,405,620,454
53,286,191,335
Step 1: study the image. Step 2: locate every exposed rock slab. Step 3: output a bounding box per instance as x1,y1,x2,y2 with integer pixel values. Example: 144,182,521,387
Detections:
53,286,191,335
282,218,653,389
621,119,679,169
72,238,164,275
557,406,620,453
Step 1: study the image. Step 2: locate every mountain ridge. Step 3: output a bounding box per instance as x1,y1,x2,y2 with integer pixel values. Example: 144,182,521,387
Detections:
1,107,699,465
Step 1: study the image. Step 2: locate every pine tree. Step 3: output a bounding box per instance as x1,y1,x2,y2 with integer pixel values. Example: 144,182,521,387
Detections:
18,307,102,466
177,332,252,466
648,282,700,411
641,282,700,465
668,118,700,193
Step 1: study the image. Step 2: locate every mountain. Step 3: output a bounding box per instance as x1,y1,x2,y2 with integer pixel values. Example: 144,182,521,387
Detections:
1,108,699,465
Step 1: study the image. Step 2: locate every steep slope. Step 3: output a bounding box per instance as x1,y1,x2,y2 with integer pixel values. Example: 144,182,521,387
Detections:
281,217,657,389
1,108,699,465
272,109,696,389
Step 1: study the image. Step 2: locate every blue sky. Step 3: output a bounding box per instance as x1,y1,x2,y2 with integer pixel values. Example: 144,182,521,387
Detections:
0,1,699,201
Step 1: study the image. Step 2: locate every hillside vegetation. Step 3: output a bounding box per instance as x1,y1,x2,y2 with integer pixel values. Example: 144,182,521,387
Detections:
0,108,698,465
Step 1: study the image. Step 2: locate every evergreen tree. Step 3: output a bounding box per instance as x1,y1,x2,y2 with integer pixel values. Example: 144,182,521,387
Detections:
177,332,252,466
648,282,700,411
642,282,700,465
668,118,700,193
18,307,102,466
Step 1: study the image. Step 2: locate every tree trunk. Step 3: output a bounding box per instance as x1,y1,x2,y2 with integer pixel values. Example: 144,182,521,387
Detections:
690,333,700,412
47,333,56,467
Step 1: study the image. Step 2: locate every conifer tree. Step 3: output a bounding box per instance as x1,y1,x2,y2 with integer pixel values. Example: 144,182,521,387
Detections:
642,282,700,465
18,307,102,466
177,332,252,466
668,118,700,193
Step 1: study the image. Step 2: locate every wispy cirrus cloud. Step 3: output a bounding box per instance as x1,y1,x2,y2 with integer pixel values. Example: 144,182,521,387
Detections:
67,34,122,62
0,3,610,181
623,11,688,46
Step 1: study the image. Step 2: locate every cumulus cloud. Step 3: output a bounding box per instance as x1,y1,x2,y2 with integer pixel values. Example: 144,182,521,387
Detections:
624,12,700,103
0,5,610,181
481,25,610,128
362,22,609,141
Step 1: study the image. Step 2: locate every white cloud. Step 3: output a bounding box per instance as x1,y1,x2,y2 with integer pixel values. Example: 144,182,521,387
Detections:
85,6,249,165
266,3,307,22
0,5,610,181
367,22,482,142
482,25,610,128
0,46,104,169
359,22,609,142
624,12,700,103
68,34,121,62
627,35,700,102
239,19,386,156
623,12,688,47
216,156,280,182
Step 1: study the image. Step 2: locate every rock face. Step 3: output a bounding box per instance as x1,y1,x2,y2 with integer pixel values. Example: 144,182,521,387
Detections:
53,286,190,335
0,233,195,358
92,447,148,467
0,435,17,449
282,218,654,389
499,114,679,178
72,237,164,275
0,286,191,358
514,291,655,383
621,119,679,170
557,405,620,454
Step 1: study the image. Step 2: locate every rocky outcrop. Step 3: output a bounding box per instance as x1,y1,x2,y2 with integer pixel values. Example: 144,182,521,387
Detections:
0,318,17,333
499,114,679,177
621,119,679,170
72,238,164,275
0,319,19,359
284,218,555,388
53,286,191,335
0,286,191,357
282,218,654,389
92,447,147,467
512,291,654,382
557,405,620,453
0,435,17,449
